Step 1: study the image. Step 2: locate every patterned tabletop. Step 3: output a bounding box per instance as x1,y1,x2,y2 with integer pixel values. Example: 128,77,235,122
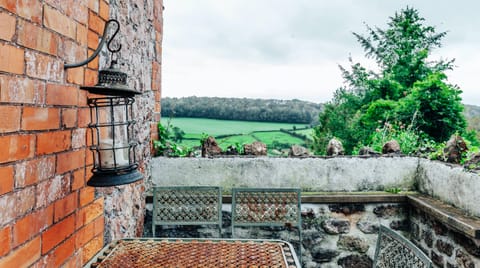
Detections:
84,238,300,268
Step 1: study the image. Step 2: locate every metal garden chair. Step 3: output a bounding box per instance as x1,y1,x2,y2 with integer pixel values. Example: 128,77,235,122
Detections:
231,187,302,259
373,224,432,268
152,186,223,237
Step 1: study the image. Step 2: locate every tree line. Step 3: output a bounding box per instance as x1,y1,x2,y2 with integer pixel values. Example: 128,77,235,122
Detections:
161,96,322,124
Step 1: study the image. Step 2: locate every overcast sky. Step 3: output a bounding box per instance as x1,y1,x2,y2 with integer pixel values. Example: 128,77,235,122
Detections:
162,1,480,105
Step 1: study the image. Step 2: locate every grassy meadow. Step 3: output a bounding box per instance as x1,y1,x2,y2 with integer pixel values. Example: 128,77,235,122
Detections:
162,117,313,154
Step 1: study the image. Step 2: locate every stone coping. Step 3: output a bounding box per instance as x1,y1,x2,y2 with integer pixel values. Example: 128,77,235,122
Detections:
145,192,480,239
407,194,480,239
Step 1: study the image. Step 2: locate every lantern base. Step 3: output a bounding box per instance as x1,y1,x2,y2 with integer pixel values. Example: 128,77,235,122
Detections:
87,169,143,187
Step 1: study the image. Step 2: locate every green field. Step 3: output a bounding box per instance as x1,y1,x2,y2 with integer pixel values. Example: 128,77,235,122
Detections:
163,118,310,136
161,117,313,155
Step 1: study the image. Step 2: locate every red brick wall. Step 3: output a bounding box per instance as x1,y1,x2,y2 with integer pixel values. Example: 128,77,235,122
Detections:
0,0,161,266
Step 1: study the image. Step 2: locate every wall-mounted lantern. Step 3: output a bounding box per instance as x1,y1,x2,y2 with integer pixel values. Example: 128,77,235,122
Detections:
65,19,143,187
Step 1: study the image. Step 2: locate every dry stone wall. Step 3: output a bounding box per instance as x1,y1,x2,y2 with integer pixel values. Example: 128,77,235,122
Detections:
410,207,480,268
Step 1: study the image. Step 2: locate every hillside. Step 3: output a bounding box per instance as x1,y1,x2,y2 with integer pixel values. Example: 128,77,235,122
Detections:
161,96,322,124
464,104,480,132
161,96,480,132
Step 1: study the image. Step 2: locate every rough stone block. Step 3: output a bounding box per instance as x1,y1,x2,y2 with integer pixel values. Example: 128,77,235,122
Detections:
322,218,350,234
337,254,372,268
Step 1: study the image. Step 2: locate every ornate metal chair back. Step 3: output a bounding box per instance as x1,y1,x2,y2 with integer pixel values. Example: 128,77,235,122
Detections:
152,186,223,237
231,188,302,259
373,224,432,268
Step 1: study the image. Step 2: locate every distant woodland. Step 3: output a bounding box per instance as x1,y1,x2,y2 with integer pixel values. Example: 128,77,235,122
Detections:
161,97,480,133
161,96,323,124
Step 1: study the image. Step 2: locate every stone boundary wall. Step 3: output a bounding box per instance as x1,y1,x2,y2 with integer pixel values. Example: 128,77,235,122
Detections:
150,156,480,216
151,157,419,192
417,159,480,217
410,207,480,267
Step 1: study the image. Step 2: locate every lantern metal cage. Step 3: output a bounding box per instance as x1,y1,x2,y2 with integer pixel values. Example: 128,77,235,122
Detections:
86,96,142,187
64,19,143,187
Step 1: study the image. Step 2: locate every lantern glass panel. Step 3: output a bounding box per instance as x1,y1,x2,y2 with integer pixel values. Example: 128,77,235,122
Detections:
88,97,137,173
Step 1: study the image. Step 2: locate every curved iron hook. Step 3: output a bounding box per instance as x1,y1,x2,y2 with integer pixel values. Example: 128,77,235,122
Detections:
64,19,121,69
107,20,121,53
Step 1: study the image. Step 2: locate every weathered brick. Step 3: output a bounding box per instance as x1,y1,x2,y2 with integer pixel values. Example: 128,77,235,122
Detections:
153,0,163,33
81,234,103,264
0,165,14,195
0,236,41,268
51,235,76,267
56,149,86,174
67,67,85,85
0,11,16,41
36,130,71,155
0,225,11,257
72,128,86,149
87,29,98,50
35,175,70,209
59,39,87,68
0,105,21,132
0,0,16,13
71,168,85,191
0,134,35,164
0,192,15,225
13,205,54,247
79,187,94,207
87,0,99,13
21,107,60,131
76,24,88,45
17,19,57,55
85,147,94,166
87,49,99,69
155,32,162,63
16,0,42,23
88,12,105,34
0,187,36,226
76,198,103,229
25,50,63,82
61,108,78,128
70,2,88,25
84,68,97,86
77,107,91,128
61,251,82,268
14,186,36,218
46,83,79,106
75,219,95,248
0,43,24,74
93,214,104,236
41,214,75,254
0,74,45,104
15,156,55,187
98,0,109,20
78,89,88,107
54,192,78,222
43,5,76,39
152,61,161,91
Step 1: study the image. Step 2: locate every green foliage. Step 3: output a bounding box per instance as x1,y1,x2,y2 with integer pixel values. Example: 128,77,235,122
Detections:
400,73,466,142
312,7,469,155
154,122,192,157
365,122,421,155
385,187,402,194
